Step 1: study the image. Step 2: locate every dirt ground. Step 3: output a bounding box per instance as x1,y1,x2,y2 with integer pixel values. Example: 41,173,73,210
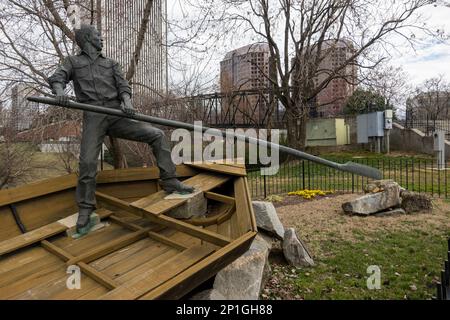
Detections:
273,194,450,257
261,193,450,300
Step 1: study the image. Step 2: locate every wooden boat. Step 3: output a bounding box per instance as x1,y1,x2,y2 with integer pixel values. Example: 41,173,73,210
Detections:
0,163,257,300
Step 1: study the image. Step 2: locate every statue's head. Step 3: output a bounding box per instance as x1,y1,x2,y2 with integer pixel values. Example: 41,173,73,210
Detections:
74,24,103,51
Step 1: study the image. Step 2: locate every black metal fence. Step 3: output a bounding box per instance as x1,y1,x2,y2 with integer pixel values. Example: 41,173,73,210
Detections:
247,157,450,199
404,116,450,139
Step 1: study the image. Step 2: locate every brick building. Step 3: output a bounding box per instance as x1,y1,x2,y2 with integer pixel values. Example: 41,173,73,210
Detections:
220,43,276,125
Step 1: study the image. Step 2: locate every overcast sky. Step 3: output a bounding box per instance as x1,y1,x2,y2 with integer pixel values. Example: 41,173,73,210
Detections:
390,4,450,86
167,0,450,90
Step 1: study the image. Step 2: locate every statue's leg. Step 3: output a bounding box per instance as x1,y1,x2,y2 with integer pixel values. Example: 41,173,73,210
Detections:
107,118,194,193
76,112,108,229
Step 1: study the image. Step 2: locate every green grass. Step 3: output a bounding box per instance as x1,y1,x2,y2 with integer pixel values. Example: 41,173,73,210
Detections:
267,229,449,300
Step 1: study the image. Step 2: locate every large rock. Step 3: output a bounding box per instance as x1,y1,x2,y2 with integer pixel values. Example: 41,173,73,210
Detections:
364,180,398,194
400,191,433,213
213,234,271,300
190,289,226,300
166,191,207,219
374,208,406,217
282,228,314,268
342,183,401,215
252,201,285,240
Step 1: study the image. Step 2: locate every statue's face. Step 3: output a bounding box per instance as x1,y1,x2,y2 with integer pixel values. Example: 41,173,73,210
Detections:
88,29,103,51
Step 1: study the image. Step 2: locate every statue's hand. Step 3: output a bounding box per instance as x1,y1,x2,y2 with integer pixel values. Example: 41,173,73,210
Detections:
120,100,136,116
55,93,70,108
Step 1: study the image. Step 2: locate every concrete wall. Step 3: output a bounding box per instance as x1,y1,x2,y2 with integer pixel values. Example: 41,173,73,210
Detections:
390,123,450,159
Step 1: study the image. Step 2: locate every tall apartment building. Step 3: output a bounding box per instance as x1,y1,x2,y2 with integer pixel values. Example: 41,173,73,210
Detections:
220,43,276,125
10,84,39,132
77,0,168,105
312,39,357,117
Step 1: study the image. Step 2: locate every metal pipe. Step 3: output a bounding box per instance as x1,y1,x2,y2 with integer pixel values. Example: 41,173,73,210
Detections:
27,96,382,180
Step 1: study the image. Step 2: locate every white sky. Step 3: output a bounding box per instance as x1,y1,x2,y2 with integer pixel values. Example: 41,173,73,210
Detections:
390,4,450,86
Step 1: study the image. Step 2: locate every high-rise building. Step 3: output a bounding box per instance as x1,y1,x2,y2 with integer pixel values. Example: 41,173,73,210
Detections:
313,39,358,117
220,43,276,125
10,84,39,132
77,0,168,105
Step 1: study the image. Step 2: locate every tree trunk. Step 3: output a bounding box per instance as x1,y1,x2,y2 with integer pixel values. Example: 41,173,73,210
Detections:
286,114,307,151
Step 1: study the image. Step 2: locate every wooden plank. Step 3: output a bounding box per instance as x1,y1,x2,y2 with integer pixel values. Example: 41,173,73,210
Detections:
78,262,119,290
205,192,235,205
140,232,257,300
0,259,64,299
147,231,187,251
0,209,113,257
109,215,187,251
0,165,196,208
0,174,77,207
41,240,119,290
233,177,253,237
185,163,247,176
217,219,231,239
66,229,150,266
0,223,66,257
96,165,197,184
113,248,179,284
54,223,128,257
96,192,232,247
131,173,230,216
90,239,155,271
0,247,48,275
244,177,258,232
99,245,214,300
0,252,61,289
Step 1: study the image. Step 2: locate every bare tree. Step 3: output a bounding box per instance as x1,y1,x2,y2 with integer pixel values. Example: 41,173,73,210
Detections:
0,126,35,189
174,0,445,149
409,75,450,119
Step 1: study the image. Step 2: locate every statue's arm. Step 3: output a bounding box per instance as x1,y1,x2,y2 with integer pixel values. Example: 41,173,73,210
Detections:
112,62,132,98
48,57,73,96
112,62,135,115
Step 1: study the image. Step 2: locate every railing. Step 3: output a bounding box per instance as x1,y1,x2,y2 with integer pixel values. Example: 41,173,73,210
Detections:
142,88,290,129
247,157,450,199
404,116,450,138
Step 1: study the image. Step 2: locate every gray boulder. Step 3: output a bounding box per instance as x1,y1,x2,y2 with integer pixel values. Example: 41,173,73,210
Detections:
282,228,314,268
342,183,401,215
363,180,397,194
213,234,271,300
252,201,285,240
166,191,207,219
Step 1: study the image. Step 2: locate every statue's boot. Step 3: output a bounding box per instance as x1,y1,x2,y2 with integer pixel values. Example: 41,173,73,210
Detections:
76,207,94,234
160,178,195,194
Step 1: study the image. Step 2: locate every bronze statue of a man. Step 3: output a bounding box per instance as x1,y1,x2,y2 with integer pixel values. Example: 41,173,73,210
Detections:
48,24,194,232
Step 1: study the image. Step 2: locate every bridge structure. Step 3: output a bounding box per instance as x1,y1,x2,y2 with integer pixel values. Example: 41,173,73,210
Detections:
141,88,291,129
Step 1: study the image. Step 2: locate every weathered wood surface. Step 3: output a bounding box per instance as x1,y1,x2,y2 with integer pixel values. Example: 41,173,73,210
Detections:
130,173,230,216
0,164,257,300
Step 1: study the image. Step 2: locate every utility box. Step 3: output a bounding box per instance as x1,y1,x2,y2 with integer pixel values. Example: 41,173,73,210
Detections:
306,118,350,147
434,130,446,170
384,110,393,130
434,131,445,152
367,112,385,137
357,112,386,143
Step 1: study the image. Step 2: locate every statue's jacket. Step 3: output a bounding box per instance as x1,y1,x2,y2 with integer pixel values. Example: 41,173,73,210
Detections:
48,51,131,108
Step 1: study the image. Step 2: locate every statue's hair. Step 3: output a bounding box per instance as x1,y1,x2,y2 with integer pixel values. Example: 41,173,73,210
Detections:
74,24,97,48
